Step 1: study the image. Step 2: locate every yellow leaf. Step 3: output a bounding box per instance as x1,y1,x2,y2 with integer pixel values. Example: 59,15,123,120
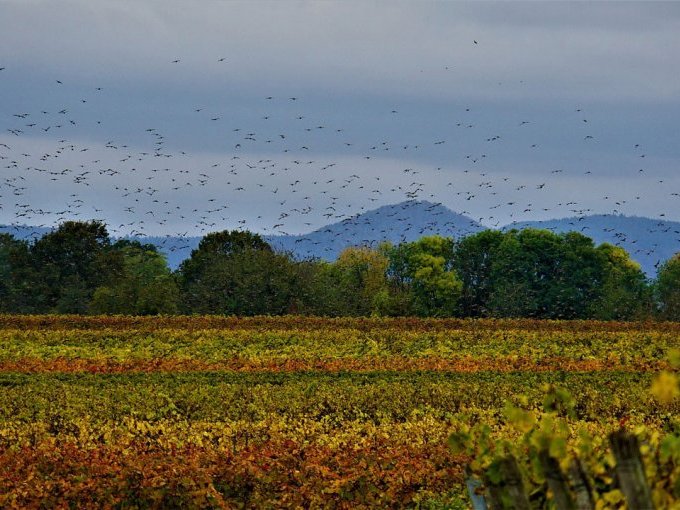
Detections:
602,489,624,504
650,371,679,403
668,348,680,369
503,403,536,433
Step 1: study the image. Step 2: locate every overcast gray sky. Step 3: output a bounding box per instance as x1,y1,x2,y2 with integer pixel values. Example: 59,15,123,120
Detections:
1,1,679,237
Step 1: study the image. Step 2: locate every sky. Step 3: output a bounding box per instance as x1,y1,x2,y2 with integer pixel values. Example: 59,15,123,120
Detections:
0,0,679,237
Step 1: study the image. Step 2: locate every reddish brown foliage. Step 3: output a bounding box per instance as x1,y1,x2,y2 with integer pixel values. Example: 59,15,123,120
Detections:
0,355,666,374
0,440,466,509
0,314,676,332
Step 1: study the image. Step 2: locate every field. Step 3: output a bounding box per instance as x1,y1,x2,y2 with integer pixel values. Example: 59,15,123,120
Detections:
0,316,678,508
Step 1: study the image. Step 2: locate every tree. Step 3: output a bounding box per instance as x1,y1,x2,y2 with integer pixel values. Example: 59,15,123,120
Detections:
589,243,651,320
191,230,272,257
178,230,301,315
453,230,505,317
488,229,603,319
289,259,345,316
484,231,531,317
329,246,389,316
0,234,37,313
655,253,680,321
30,221,114,313
90,241,179,315
551,231,606,318
384,236,462,317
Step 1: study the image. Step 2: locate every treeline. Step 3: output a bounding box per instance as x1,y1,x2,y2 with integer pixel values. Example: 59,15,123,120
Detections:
0,220,679,319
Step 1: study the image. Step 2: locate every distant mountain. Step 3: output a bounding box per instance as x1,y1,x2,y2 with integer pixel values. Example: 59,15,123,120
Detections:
1,203,678,277
505,215,680,277
126,235,201,271
266,201,485,261
109,201,483,269
0,224,52,241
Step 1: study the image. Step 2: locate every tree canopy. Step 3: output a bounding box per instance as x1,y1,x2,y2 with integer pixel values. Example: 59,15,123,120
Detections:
656,253,680,320
0,220,672,320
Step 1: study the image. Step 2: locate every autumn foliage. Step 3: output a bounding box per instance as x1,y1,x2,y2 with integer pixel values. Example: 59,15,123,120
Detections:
0,316,678,508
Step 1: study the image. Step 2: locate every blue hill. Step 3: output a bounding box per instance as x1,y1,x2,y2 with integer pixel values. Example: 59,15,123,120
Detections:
266,201,485,260
2,203,678,277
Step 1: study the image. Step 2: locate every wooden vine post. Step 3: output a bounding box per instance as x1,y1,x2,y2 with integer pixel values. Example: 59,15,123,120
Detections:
467,429,657,510
538,449,576,510
483,455,531,510
609,429,655,510
567,458,595,510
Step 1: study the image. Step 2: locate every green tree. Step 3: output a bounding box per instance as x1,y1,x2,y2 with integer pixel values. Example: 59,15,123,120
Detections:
30,221,115,313
453,230,505,317
552,231,606,318
0,234,37,313
289,260,344,316
485,230,536,318
328,246,389,316
178,230,302,315
589,243,651,320
655,253,680,321
191,230,272,257
384,236,462,317
90,241,179,315
488,229,602,319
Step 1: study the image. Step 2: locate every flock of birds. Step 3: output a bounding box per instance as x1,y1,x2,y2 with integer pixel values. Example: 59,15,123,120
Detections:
0,48,678,269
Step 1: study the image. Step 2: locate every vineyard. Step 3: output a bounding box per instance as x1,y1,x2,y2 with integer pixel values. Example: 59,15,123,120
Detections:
0,316,678,508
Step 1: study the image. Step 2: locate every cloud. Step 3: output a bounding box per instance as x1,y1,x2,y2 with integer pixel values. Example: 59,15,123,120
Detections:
1,1,678,235
1,1,679,101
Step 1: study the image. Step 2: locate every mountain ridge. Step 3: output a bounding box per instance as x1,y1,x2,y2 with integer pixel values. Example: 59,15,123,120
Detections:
2,201,678,277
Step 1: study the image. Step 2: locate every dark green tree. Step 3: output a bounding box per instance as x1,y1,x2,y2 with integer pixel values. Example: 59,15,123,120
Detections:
178,230,301,315
289,260,345,316
30,221,115,313
488,229,603,319
0,234,37,313
90,241,179,315
550,231,606,318
191,230,272,257
453,230,505,317
655,253,680,321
